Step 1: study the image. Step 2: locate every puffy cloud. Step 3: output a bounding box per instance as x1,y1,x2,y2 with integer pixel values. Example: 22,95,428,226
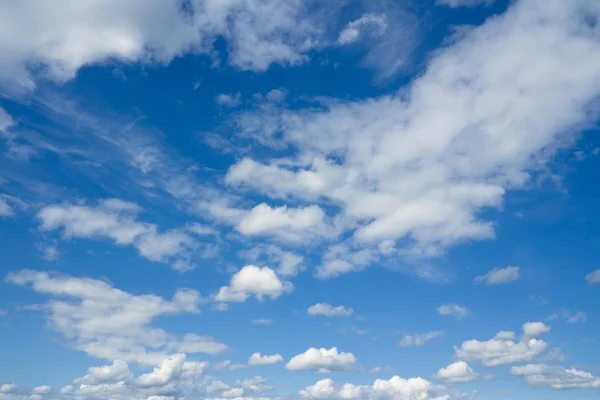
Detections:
307,303,353,317
0,384,17,394
225,0,600,272
585,269,600,284
216,93,242,108
31,386,51,395
0,0,325,90
134,354,185,388
455,323,550,366
214,265,292,303
286,347,356,372
473,266,520,285
522,322,551,340
248,353,283,366
436,361,478,383
299,376,441,400
6,269,226,366
511,364,600,389
437,304,469,319
398,331,443,347
74,360,131,385
338,14,387,45
37,200,198,271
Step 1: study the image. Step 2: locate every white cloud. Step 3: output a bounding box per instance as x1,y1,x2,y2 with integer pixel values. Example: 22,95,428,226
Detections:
214,265,292,303
437,304,469,319
511,364,600,389
436,361,478,383
522,322,551,340
0,197,15,217
437,0,495,7
315,245,375,279
286,347,356,372
251,319,273,325
31,386,51,395
300,376,439,400
37,200,198,271
216,93,242,108
398,331,443,347
0,0,324,90
455,323,549,366
240,245,304,277
307,303,353,317
6,269,226,366
225,0,600,273
338,14,387,45
134,354,185,388
548,309,587,324
74,360,131,385
0,384,17,394
585,269,600,284
474,266,520,285
248,353,283,366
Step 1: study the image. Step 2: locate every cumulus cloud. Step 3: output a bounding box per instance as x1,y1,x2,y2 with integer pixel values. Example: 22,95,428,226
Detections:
214,265,292,303
248,353,283,366
37,200,199,271
511,364,600,389
398,331,443,347
216,93,242,108
299,376,439,399
307,303,353,317
455,323,550,366
31,386,51,395
437,304,469,319
338,14,387,45
0,384,17,394
474,266,520,285
0,0,325,90
6,269,226,366
436,361,478,383
224,0,600,275
286,347,356,372
74,360,131,385
585,269,600,284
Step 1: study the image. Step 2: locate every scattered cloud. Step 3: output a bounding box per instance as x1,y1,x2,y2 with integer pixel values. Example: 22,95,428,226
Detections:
547,309,587,324
437,0,495,7
436,361,479,383
398,331,443,347
338,14,387,45
216,93,242,108
438,304,469,319
307,303,353,317
214,265,293,303
299,376,440,399
251,319,273,325
248,353,283,366
474,266,520,285
585,269,600,284
511,364,600,389
286,347,356,372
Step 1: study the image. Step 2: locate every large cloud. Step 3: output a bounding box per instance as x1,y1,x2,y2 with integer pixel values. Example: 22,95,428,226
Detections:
224,0,600,274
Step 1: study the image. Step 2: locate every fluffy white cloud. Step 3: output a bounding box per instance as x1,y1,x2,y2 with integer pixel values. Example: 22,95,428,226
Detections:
248,353,283,366
398,331,443,347
299,376,439,400
74,360,131,385
286,347,356,372
437,304,469,319
0,0,324,90
31,386,51,395
6,269,226,366
37,200,198,271
585,269,600,284
511,364,600,389
0,384,17,394
225,0,600,272
216,93,242,108
214,265,292,303
437,0,495,7
474,266,520,285
436,361,478,383
338,14,387,45
455,323,549,366
307,303,353,317
134,354,185,388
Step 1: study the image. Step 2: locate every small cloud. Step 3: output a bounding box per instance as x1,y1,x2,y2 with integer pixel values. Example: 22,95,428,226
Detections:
585,269,600,284
36,242,61,261
437,303,469,319
338,14,387,45
474,266,520,285
216,93,241,107
308,303,353,317
251,318,272,325
398,331,443,347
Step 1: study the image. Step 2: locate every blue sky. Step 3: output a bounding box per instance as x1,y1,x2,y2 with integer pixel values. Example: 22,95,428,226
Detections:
1,0,600,399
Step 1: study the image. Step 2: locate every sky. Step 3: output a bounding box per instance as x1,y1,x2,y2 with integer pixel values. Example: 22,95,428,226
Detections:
1,0,600,399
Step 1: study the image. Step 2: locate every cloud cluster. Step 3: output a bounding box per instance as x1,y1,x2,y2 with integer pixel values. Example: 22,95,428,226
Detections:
511,364,600,389
6,269,226,365
286,347,356,372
